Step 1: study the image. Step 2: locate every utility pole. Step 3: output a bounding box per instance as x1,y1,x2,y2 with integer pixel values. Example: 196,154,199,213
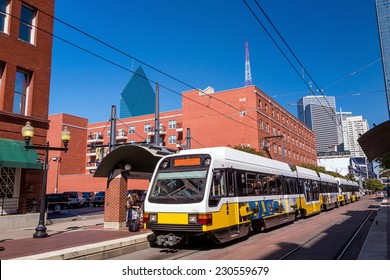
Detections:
109,105,117,152
154,83,160,146
186,128,191,149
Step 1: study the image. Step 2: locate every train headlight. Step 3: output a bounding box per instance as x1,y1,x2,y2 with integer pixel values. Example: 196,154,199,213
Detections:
188,214,198,224
149,213,158,223
204,157,211,166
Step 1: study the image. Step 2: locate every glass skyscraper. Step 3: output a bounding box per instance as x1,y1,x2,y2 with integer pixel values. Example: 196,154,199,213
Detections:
297,96,340,153
120,65,155,119
376,0,390,119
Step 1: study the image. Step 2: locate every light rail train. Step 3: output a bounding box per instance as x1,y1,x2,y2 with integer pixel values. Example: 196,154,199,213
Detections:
143,147,361,246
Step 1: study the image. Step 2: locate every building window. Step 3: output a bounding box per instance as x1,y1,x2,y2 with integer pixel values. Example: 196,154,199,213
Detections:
118,129,125,136
128,126,135,134
0,61,4,85
0,0,10,34
168,120,176,129
0,167,15,198
107,130,110,137
259,119,263,130
13,70,31,115
265,122,269,133
168,135,176,144
19,4,36,44
144,123,152,133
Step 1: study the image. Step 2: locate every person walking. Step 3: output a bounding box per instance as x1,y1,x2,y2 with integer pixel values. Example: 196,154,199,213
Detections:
126,193,140,232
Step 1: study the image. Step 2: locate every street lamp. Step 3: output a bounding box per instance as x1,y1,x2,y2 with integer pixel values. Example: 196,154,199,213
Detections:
21,121,71,238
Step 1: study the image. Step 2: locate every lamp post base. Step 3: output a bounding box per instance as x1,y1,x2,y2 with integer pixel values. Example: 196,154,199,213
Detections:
33,224,48,238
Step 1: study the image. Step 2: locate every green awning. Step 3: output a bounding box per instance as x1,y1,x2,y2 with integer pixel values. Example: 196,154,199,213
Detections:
0,139,42,169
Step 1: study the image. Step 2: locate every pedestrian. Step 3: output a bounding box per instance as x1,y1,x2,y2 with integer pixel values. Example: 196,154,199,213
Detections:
126,193,140,232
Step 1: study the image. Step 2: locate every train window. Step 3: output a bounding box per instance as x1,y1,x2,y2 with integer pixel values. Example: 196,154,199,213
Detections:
226,170,235,197
149,170,208,204
236,171,248,196
209,170,227,207
246,173,257,195
312,181,319,200
257,175,270,195
304,180,312,202
285,177,297,194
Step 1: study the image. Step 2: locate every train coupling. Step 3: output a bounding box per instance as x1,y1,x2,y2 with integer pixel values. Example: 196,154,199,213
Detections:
156,233,182,246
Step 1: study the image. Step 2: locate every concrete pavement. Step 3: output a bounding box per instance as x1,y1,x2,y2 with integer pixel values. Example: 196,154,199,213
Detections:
0,214,153,260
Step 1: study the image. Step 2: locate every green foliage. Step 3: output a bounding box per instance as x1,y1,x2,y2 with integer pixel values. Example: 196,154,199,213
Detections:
365,178,384,191
377,152,390,170
233,145,264,157
301,164,343,178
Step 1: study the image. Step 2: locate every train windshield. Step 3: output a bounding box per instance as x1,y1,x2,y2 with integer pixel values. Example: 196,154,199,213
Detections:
148,170,208,204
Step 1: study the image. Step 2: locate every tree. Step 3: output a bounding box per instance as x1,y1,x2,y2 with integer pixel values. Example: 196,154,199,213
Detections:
377,152,390,170
364,178,384,192
233,145,264,157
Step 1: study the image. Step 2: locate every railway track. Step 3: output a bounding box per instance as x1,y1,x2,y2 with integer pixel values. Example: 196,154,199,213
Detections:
278,198,381,260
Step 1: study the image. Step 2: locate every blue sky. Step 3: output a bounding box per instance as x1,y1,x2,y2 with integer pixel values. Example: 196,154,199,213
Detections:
49,0,388,127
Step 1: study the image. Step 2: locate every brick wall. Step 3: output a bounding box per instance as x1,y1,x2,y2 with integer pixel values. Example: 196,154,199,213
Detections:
104,172,128,229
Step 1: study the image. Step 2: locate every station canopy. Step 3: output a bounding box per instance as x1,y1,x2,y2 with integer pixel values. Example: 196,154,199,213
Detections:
358,120,390,162
93,144,174,178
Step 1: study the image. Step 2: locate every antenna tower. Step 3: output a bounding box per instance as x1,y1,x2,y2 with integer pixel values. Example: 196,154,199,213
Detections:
245,41,252,86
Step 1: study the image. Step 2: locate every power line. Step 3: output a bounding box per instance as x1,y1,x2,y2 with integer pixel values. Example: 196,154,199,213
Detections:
243,0,360,153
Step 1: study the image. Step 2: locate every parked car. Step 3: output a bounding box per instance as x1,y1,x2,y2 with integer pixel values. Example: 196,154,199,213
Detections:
46,193,69,213
92,191,105,207
82,192,94,206
63,191,85,208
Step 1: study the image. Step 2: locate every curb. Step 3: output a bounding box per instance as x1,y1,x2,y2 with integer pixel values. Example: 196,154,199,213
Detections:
12,232,152,260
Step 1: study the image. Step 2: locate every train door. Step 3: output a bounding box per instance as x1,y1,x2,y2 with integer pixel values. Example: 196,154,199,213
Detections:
226,170,240,236
210,169,241,241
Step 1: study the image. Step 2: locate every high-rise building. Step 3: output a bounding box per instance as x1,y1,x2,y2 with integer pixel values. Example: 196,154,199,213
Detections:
120,65,155,119
297,96,339,153
341,115,369,157
376,0,390,119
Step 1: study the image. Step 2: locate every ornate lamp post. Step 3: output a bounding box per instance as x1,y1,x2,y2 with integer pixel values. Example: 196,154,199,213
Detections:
21,121,71,238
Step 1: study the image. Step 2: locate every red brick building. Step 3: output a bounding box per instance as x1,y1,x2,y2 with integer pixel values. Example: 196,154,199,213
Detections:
0,0,54,214
47,86,317,194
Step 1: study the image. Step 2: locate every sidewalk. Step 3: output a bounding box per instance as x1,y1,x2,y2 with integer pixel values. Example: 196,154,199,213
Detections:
0,197,388,260
358,196,389,260
0,215,152,260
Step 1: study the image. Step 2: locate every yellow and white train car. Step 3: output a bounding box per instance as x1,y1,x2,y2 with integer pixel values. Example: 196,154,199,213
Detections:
294,166,322,217
336,177,352,205
143,147,299,246
318,172,339,211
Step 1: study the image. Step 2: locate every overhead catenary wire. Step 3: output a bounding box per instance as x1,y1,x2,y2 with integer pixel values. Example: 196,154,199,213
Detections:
6,6,320,158
4,9,276,145
243,0,361,153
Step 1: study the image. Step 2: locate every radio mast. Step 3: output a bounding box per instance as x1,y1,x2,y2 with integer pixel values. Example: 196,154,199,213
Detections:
245,41,252,86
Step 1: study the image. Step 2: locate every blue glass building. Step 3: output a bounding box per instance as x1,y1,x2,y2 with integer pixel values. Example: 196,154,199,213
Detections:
120,65,155,118
376,0,390,119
